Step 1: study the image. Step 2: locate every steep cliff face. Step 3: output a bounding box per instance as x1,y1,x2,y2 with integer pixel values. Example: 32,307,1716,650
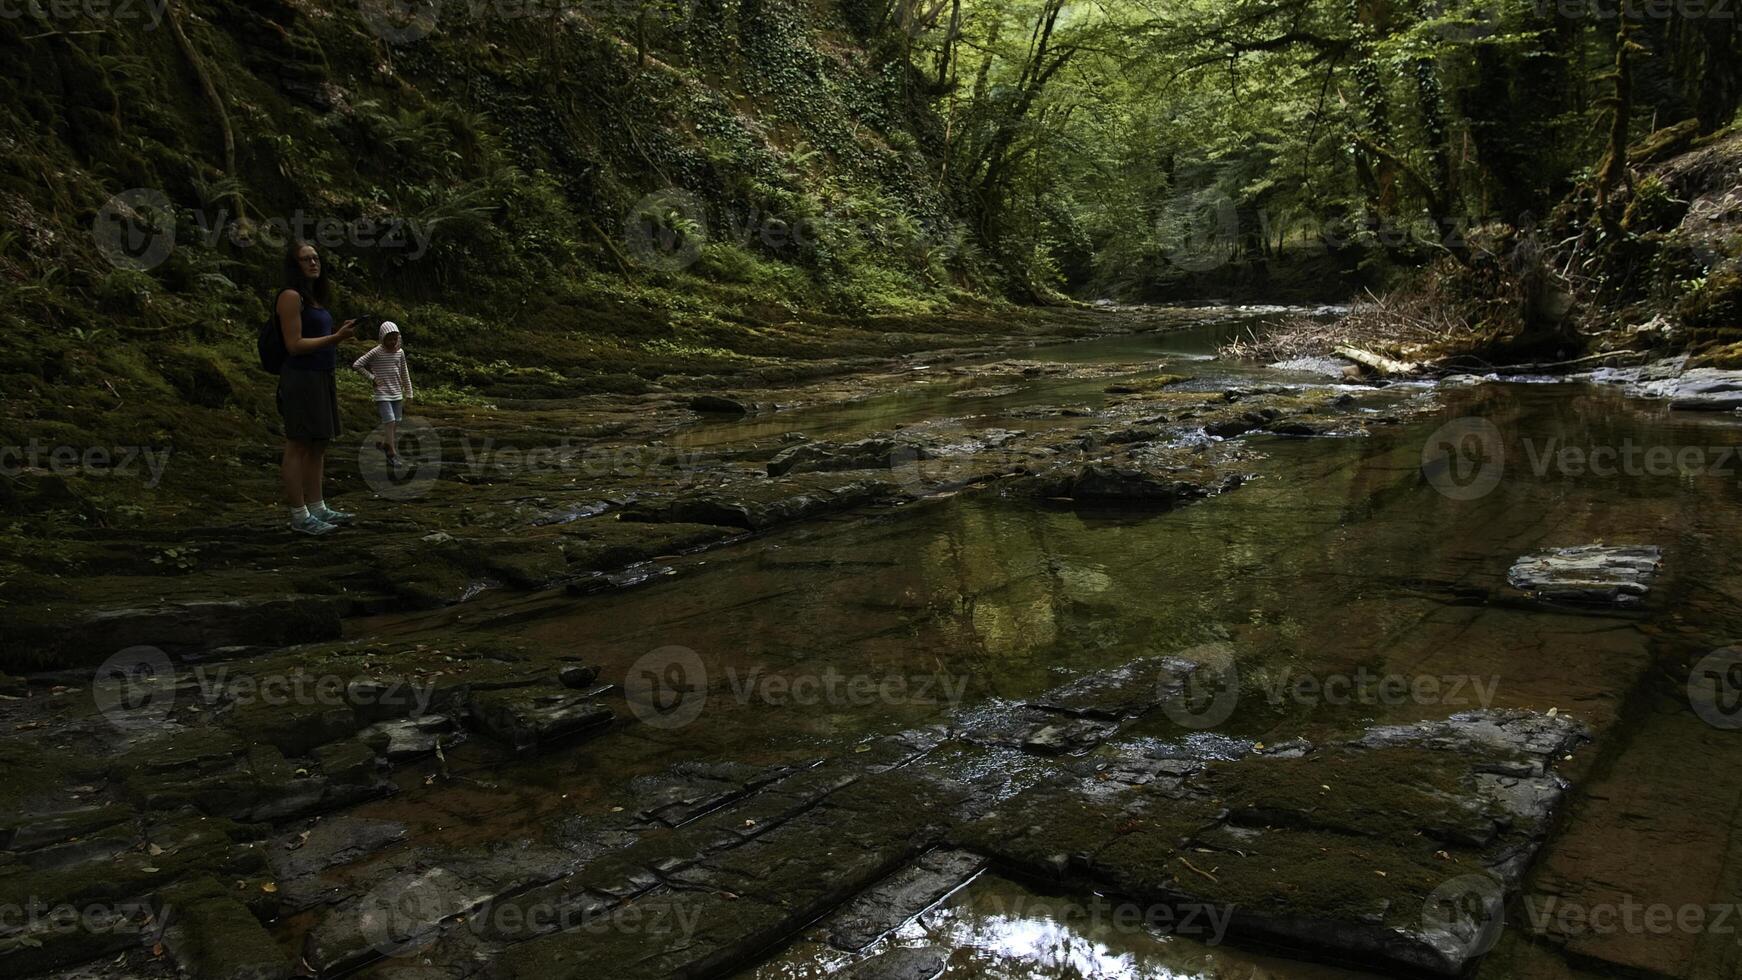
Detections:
0,0,996,448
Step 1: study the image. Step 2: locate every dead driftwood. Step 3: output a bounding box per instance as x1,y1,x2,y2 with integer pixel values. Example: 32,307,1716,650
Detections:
1335,345,1421,376
1331,346,1650,380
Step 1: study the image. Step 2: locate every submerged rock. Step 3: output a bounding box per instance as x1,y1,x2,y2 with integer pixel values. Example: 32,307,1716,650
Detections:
1067,463,1222,504
689,395,750,415
1506,545,1663,608
469,690,612,755
843,946,950,980
767,438,909,477
156,877,292,980
1665,368,1742,410
358,714,455,761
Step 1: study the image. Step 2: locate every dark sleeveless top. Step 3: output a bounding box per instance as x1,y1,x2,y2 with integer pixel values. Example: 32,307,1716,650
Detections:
284,291,336,372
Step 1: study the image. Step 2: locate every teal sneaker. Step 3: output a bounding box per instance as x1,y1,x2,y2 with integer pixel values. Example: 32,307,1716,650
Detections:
311,503,355,524
290,514,339,536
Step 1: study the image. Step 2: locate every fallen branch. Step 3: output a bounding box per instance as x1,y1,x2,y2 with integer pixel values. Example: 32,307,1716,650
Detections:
1335,345,1420,376
1179,856,1220,883
1437,349,1651,376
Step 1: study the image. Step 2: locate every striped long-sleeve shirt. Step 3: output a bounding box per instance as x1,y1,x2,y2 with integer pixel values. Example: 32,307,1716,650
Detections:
352,346,414,401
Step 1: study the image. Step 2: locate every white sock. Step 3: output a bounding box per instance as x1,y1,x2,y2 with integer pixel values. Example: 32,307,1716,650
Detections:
291,505,310,521
310,500,327,514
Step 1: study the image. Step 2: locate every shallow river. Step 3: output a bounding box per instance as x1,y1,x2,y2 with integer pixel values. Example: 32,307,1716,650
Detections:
339,309,1742,979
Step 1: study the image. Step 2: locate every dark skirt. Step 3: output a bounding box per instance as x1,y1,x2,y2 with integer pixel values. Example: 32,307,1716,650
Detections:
278,366,341,441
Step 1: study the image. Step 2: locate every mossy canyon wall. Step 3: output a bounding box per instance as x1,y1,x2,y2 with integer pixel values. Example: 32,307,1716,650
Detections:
0,0,1002,454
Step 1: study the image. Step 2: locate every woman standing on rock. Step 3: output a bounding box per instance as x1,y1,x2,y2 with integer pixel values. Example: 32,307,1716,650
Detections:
277,241,357,535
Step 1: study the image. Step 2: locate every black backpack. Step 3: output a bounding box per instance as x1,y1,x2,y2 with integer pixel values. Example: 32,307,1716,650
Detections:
257,289,294,374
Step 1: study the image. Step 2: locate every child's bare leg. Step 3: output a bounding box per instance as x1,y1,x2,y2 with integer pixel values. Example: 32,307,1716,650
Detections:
386,420,399,457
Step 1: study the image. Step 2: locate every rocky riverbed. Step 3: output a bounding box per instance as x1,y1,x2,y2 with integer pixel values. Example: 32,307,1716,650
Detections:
3,307,1742,980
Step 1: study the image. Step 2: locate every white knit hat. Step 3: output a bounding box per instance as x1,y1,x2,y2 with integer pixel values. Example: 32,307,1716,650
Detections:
379,321,400,337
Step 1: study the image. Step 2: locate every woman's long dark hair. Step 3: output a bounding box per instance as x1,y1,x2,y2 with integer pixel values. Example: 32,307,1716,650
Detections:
282,240,333,306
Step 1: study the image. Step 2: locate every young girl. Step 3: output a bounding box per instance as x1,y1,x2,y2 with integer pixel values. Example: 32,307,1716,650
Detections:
352,322,414,468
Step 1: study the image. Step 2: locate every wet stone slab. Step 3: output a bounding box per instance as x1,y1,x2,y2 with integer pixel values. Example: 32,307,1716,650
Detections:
824,848,987,952
468,689,613,755
949,709,1588,978
1506,545,1663,608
